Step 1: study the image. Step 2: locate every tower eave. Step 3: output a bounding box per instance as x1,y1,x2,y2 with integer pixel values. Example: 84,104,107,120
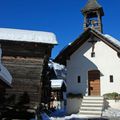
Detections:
81,7,104,16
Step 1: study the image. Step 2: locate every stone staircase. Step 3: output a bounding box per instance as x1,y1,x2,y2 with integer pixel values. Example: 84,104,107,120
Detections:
79,96,104,117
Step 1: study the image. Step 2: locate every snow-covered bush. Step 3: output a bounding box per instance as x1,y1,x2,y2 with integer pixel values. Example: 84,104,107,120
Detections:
103,92,119,100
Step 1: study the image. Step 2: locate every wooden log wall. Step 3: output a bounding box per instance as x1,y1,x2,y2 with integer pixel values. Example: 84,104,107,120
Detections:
0,41,53,109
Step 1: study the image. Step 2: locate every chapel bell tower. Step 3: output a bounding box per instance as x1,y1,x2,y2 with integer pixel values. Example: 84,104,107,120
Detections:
81,0,104,33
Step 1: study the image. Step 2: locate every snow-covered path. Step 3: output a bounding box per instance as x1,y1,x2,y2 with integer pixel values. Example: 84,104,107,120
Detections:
49,108,120,120
40,107,120,120
102,108,120,119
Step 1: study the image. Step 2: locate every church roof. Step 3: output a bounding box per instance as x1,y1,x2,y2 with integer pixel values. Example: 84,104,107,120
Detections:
0,28,57,45
55,28,120,65
81,0,104,16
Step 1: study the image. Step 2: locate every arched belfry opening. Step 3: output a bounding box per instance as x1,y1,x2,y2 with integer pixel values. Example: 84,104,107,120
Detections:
81,0,104,33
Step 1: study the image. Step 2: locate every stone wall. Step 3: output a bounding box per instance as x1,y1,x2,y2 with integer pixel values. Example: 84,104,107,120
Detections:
66,98,82,115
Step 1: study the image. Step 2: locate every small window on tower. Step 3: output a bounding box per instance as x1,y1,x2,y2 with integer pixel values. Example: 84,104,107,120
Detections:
110,75,113,83
91,52,95,57
78,76,81,83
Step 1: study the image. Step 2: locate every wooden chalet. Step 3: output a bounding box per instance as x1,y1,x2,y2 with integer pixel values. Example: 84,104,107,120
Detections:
48,60,66,109
0,28,57,118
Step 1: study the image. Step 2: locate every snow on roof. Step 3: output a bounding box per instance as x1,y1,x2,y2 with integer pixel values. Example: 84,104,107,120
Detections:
48,60,67,79
51,79,66,89
53,62,65,70
48,60,66,70
93,29,120,49
0,28,57,44
104,34,120,48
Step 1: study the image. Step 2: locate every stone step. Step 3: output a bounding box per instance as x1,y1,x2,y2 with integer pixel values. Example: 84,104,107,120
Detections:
80,110,102,115
83,99,103,102
81,103,103,106
83,96,104,100
80,106,103,111
79,96,104,117
82,99,103,103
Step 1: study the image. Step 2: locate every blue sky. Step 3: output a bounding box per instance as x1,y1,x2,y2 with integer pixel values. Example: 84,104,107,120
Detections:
0,0,120,58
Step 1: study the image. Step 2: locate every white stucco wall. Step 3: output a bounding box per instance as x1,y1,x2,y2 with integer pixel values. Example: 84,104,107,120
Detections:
67,38,120,96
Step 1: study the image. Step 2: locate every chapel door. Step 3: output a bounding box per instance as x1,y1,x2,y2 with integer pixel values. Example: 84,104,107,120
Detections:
88,70,100,96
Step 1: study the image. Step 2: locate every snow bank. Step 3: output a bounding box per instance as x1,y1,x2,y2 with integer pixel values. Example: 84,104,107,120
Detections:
103,107,120,118
0,28,57,44
106,100,120,110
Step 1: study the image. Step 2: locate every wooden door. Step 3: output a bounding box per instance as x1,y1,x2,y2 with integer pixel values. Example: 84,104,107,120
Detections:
88,70,100,96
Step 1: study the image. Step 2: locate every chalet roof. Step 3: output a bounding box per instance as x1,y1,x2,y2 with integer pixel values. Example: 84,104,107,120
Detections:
81,0,104,16
50,79,66,89
55,28,120,65
0,28,57,44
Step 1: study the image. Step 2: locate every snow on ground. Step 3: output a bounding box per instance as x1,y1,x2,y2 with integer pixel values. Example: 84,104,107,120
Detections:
49,107,120,120
102,107,120,118
31,107,120,120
